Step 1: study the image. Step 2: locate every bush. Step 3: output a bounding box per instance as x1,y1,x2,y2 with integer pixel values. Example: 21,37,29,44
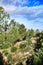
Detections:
3,50,8,56
19,43,26,49
26,55,34,65
11,46,17,52
16,62,23,65
7,53,13,64
1,42,11,49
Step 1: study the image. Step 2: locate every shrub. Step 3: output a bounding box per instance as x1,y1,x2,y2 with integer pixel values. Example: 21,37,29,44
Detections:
16,62,23,65
42,42,43,46
3,50,8,56
19,43,26,49
7,53,13,64
11,46,17,52
1,42,11,49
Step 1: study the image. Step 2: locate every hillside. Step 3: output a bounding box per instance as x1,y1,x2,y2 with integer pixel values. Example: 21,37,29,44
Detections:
0,32,43,65
0,6,43,65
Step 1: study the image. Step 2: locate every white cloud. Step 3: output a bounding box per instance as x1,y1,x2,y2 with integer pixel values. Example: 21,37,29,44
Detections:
0,0,28,6
0,0,43,30
2,5,43,20
12,0,28,5
3,5,16,11
0,0,43,21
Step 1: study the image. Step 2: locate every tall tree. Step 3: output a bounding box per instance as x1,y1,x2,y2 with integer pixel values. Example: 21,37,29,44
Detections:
18,24,26,40
9,19,16,29
0,6,9,40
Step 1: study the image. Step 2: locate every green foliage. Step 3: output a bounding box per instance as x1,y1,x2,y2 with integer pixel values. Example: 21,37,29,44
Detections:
42,42,43,46
7,53,12,61
19,24,26,34
35,29,40,34
34,32,43,51
0,6,9,31
7,53,13,65
16,62,23,65
18,24,26,40
8,27,20,45
19,43,26,49
33,48,43,65
26,55,34,65
0,6,43,65
11,46,17,52
3,50,8,56
26,29,34,40
0,42,11,49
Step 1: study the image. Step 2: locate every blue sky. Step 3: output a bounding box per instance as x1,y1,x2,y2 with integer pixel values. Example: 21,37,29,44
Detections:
0,0,43,30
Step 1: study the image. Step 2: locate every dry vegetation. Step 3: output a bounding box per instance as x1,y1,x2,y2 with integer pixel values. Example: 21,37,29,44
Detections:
0,6,43,65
